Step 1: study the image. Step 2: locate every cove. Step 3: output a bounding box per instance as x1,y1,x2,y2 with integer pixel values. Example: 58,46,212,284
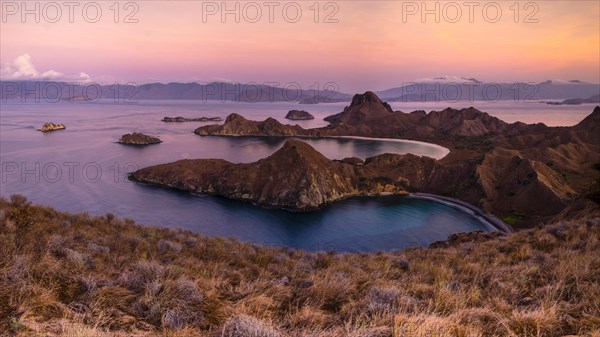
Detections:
0,100,492,251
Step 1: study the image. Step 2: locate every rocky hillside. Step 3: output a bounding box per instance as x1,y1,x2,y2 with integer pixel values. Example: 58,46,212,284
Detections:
195,113,308,137
195,92,544,141
1,196,599,337
191,93,600,227
129,139,448,211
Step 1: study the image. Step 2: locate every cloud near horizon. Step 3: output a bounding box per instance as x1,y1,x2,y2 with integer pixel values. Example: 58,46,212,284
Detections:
1,54,91,82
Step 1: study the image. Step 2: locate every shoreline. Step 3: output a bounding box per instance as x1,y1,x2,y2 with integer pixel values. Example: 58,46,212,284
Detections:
410,193,514,233
204,133,451,160
320,135,450,159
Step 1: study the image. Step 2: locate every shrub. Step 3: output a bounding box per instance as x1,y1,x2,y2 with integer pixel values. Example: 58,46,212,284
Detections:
172,276,203,303
392,257,410,271
105,212,115,223
222,314,281,337
162,309,186,330
87,242,110,255
157,239,182,253
119,260,164,292
367,286,401,315
10,194,29,208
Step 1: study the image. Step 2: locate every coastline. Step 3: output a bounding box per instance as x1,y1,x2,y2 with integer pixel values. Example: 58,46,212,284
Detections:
321,135,450,159
203,133,451,160
410,192,514,233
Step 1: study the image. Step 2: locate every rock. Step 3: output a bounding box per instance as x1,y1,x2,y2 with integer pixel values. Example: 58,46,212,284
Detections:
276,276,290,286
38,122,66,132
117,132,162,145
285,110,314,120
162,116,222,122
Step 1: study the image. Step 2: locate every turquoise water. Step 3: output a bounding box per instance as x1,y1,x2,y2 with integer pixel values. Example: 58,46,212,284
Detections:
2,99,574,251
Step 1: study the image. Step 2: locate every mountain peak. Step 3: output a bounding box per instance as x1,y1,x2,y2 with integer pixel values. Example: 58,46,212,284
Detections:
224,113,247,123
574,106,600,132
351,91,382,106
267,139,330,166
349,91,393,112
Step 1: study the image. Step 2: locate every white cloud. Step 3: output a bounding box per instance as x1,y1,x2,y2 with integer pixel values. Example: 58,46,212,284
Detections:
78,72,92,82
209,77,234,83
40,69,64,80
1,54,90,82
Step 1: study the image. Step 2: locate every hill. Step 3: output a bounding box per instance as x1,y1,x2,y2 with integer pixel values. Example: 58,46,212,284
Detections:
1,196,599,336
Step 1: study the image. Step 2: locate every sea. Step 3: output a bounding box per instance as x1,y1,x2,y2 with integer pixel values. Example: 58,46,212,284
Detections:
0,99,595,251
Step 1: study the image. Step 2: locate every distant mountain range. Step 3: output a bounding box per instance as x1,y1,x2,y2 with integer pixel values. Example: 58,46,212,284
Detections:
376,78,600,102
1,78,598,103
546,94,600,105
0,81,351,103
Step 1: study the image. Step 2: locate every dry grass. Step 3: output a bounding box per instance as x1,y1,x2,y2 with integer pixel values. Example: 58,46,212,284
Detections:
0,195,599,336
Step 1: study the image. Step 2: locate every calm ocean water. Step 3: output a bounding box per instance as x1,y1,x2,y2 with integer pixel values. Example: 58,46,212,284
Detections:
0,100,594,251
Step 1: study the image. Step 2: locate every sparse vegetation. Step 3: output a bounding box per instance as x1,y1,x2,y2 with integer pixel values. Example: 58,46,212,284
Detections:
0,195,599,336
451,134,495,151
587,162,600,205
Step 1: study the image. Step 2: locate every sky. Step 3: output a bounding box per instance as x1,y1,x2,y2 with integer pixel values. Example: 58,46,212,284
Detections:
1,0,599,93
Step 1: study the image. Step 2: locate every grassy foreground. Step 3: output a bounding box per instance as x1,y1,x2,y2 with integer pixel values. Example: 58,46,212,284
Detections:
0,195,599,337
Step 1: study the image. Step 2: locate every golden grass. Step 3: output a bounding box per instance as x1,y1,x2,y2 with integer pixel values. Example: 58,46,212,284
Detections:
0,195,599,336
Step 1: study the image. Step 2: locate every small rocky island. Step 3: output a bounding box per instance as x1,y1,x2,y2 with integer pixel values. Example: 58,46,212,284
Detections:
162,116,223,122
38,122,66,132
285,110,314,120
118,132,162,145
546,94,600,105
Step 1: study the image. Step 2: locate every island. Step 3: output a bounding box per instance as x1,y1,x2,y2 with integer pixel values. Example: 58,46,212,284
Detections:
546,94,600,105
38,122,66,132
162,116,223,122
189,91,600,227
117,132,162,145
285,110,314,120
129,139,445,210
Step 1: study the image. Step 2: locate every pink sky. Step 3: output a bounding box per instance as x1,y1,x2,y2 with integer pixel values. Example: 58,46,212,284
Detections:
1,1,598,92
